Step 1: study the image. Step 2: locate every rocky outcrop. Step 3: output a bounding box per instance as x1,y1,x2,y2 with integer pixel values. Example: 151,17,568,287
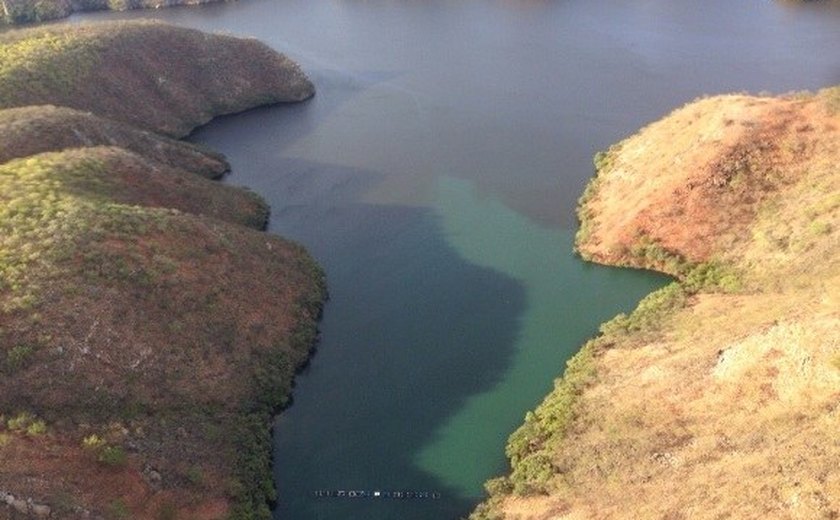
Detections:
1,491,51,518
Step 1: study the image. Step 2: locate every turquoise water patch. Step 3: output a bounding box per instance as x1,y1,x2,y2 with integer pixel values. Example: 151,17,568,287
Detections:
416,176,667,497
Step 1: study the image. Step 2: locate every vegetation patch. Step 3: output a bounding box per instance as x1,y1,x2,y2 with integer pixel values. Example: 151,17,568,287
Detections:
0,18,323,520
6,411,46,436
0,27,101,105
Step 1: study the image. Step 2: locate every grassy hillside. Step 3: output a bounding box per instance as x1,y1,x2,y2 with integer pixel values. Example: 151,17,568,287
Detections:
0,21,324,520
0,146,325,520
0,21,314,137
473,87,839,519
0,105,231,179
1,0,224,28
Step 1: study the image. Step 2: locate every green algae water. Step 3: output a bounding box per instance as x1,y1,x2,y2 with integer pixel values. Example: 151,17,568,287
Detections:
417,176,666,497
72,0,840,517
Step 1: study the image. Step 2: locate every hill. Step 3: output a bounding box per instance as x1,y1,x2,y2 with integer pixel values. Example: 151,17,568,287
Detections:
0,21,314,137
0,105,230,179
1,0,224,28
474,87,840,519
0,21,324,520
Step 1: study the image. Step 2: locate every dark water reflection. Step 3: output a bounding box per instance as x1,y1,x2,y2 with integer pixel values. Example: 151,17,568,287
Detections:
272,199,527,520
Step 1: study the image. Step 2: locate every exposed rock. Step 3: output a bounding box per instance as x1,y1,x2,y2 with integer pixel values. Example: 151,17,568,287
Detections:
142,465,163,489
9,498,27,515
30,502,51,517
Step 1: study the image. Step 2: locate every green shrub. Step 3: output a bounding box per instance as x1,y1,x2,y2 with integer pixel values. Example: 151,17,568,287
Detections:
683,261,741,293
98,445,127,467
108,499,130,520
483,476,513,497
227,414,274,520
469,502,504,520
157,502,177,520
627,235,741,294
6,344,34,371
26,419,46,435
82,434,106,450
629,236,687,274
186,465,205,487
509,453,555,495
504,341,597,496
7,412,30,431
7,411,44,435
599,282,686,336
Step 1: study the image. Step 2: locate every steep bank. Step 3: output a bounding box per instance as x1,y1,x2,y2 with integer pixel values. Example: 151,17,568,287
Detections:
0,21,324,520
474,87,839,519
0,20,314,137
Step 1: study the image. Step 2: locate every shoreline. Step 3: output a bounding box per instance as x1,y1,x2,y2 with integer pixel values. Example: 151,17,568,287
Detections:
473,87,840,519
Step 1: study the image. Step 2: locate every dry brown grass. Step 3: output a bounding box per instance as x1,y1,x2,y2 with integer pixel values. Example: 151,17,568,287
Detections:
0,21,314,137
477,88,840,520
577,92,837,277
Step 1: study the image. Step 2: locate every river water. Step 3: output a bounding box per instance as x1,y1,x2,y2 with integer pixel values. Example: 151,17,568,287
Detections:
73,1,840,518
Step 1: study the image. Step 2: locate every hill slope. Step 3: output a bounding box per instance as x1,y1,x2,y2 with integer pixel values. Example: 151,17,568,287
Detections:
1,0,224,26
0,105,231,179
474,87,840,519
0,20,314,137
0,145,325,520
0,21,323,520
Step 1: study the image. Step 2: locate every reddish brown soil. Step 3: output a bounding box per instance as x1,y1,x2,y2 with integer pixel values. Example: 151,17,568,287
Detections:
578,94,837,270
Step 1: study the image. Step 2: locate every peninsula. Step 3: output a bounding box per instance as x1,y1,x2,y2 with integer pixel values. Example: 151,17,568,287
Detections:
473,88,840,519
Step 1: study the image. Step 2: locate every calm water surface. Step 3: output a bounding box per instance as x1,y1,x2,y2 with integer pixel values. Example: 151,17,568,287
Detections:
74,1,840,518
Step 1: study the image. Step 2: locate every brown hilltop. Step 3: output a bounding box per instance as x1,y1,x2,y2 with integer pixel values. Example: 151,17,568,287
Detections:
576,90,839,274
0,146,325,519
0,20,315,137
474,88,840,520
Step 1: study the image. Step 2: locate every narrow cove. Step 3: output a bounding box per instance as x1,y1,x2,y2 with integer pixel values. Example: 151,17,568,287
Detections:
184,126,665,518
